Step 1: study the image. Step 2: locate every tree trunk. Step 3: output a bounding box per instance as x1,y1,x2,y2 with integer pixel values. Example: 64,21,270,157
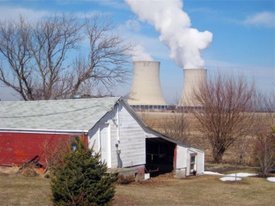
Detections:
212,147,225,163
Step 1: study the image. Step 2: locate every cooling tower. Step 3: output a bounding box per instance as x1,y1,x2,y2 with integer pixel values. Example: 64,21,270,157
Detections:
128,61,166,105
179,69,207,106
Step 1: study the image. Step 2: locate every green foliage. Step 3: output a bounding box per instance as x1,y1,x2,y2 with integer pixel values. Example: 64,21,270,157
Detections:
51,138,117,206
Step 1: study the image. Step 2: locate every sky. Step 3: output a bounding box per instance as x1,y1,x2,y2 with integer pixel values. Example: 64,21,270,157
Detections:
0,0,274,103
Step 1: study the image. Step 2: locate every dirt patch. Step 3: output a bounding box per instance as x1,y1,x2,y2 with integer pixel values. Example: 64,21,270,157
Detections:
19,167,39,177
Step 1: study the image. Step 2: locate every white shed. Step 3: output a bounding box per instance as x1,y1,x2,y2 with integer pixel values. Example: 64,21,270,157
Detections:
88,97,204,176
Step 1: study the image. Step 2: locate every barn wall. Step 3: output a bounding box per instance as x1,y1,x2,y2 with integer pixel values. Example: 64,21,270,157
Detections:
88,114,113,168
176,145,188,170
88,103,146,168
0,132,87,167
113,104,145,168
190,148,205,175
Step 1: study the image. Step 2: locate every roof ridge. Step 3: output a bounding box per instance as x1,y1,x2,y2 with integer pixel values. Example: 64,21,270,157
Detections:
0,96,120,103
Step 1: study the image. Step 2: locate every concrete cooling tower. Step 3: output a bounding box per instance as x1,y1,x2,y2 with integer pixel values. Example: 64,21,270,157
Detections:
128,61,166,105
179,69,207,106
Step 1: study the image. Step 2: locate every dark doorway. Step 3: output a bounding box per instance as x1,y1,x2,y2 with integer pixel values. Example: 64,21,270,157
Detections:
145,138,175,177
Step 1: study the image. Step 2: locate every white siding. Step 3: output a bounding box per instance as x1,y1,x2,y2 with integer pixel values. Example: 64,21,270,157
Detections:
111,104,145,168
88,124,111,167
176,145,188,169
190,147,204,175
176,145,204,176
88,102,146,169
101,124,111,167
197,152,204,174
88,129,98,152
110,124,118,168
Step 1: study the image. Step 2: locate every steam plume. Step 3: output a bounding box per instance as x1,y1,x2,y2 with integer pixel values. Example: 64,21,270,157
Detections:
125,0,213,69
131,44,154,61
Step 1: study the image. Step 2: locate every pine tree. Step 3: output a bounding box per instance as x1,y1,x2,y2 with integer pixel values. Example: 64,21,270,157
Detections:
51,138,117,206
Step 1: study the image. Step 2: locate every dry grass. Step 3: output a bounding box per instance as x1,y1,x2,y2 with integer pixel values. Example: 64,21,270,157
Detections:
113,174,275,206
0,171,274,206
0,173,52,206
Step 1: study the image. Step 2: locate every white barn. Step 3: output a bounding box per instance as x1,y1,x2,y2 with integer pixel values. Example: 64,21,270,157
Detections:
87,97,204,176
0,97,204,176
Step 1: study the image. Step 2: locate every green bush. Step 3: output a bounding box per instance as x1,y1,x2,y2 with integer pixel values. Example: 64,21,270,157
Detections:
51,138,117,206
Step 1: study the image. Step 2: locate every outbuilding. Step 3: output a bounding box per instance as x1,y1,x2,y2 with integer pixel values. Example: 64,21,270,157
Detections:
0,97,204,176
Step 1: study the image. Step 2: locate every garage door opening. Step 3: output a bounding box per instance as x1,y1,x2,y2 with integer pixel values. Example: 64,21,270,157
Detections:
145,138,176,177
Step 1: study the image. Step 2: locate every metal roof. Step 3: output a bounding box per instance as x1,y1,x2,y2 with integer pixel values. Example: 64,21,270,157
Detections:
0,97,120,132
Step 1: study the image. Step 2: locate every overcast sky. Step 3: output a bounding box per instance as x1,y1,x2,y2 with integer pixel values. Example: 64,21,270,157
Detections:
0,0,274,103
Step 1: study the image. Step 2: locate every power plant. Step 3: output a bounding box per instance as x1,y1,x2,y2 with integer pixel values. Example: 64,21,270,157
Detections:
128,61,166,106
125,0,212,110
179,69,207,107
127,61,207,109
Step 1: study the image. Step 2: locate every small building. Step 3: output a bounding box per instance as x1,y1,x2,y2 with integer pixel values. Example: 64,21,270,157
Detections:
0,97,204,176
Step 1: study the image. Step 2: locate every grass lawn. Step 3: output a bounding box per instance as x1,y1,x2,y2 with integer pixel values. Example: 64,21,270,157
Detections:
0,173,52,206
0,172,274,206
113,174,275,206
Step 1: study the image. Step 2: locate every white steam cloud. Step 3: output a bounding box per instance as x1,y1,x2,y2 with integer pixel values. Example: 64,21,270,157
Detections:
130,44,154,61
125,0,213,69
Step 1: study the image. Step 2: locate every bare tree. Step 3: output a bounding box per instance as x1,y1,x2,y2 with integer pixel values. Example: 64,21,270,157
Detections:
158,108,189,143
253,94,275,176
68,17,130,97
0,18,33,100
0,16,81,100
42,137,71,171
30,16,82,99
193,73,255,163
0,15,130,100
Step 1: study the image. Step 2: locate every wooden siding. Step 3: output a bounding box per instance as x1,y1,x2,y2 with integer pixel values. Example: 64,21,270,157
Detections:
88,103,146,168
191,147,205,175
176,145,188,170
0,132,87,167
176,146,204,175
111,104,145,168
88,121,111,167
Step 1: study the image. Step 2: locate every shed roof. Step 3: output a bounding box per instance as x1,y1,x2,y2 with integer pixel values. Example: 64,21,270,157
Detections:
0,97,120,132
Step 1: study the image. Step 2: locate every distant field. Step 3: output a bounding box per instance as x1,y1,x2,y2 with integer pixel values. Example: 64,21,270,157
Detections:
137,111,259,164
0,171,274,206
